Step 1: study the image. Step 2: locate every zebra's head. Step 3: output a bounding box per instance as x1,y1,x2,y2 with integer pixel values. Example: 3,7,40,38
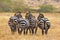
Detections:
18,18,27,27
39,13,44,18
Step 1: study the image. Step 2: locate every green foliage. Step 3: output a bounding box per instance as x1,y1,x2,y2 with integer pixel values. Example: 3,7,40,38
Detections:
0,0,59,13
0,0,29,12
0,0,12,12
39,5,55,13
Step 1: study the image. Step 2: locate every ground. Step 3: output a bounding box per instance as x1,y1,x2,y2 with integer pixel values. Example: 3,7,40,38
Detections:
0,13,60,40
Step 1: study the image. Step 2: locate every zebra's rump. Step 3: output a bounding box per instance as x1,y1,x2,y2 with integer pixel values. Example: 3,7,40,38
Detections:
29,18,37,28
8,16,18,27
18,18,30,28
38,18,50,29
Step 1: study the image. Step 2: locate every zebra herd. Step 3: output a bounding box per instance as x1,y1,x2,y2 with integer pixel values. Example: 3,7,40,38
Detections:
8,11,51,35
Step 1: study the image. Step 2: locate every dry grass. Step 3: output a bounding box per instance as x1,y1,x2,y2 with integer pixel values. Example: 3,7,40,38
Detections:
0,13,60,40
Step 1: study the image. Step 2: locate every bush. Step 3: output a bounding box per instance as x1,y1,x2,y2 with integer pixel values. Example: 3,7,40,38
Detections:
39,5,55,13
0,0,28,12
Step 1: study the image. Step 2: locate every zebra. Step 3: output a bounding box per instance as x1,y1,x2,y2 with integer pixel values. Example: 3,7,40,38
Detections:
38,18,51,35
17,18,30,35
8,16,18,33
29,16,38,34
25,12,38,34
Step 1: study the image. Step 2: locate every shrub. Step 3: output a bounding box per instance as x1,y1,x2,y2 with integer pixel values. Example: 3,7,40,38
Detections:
39,5,55,13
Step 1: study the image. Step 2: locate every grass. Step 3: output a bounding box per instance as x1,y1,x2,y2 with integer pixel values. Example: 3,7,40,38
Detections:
0,13,60,40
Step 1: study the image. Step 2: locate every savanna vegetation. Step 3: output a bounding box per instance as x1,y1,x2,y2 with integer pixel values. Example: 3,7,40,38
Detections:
0,0,60,13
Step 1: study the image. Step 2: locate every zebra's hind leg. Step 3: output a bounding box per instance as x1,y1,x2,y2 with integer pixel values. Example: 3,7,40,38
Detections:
25,28,29,35
24,28,26,35
45,29,48,35
32,28,34,35
29,28,31,34
18,27,22,35
35,27,37,34
42,30,44,35
11,26,16,34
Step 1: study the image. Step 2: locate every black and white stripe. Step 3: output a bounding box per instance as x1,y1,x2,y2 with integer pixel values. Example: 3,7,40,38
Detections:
38,18,51,35
17,18,30,34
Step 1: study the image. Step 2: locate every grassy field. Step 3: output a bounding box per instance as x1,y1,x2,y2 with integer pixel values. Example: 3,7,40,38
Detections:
0,13,60,40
